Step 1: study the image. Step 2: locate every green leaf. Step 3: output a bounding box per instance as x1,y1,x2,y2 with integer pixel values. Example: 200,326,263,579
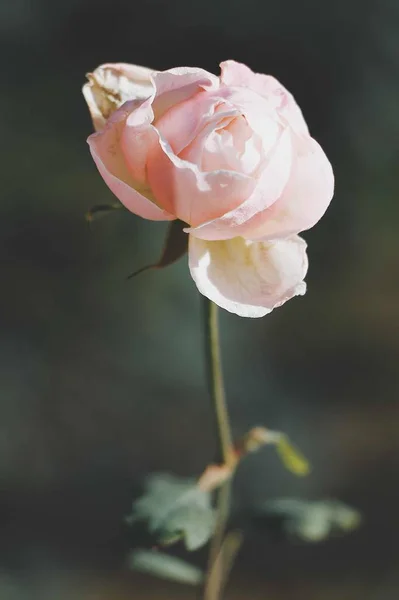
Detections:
126,473,216,551
252,498,361,543
127,220,188,279
85,202,122,222
275,435,310,476
128,549,203,585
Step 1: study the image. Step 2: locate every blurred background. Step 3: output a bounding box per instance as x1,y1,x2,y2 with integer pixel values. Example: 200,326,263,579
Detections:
1,0,399,598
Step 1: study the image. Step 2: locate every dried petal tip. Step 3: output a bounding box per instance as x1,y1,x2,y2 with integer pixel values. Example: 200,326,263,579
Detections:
82,63,155,131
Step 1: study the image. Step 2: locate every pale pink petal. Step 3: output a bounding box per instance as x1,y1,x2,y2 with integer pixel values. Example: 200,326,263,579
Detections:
156,85,278,164
220,60,309,135
88,102,174,221
119,96,160,188
83,62,156,131
215,86,281,149
189,235,308,318
185,127,292,240
179,111,263,175
152,67,219,120
155,92,224,155
179,112,247,170
238,136,334,240
146,132,256,226
204,116,262,175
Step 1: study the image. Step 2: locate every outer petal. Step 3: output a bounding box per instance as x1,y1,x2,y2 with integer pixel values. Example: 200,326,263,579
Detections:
151,67,219,120
83,62,155,131
88,102,175,221
220,60,309,135
120,97,156,181
185,127,293,240
238,136,334,240
189,235,308,318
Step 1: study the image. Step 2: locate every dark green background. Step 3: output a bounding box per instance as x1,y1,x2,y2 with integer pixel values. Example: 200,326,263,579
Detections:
1,0,398,598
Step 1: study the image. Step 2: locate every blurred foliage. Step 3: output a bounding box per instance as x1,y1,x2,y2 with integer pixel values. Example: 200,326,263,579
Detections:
128,549,203,585
274,434,311,477
250,498,361,543
126,473,215,550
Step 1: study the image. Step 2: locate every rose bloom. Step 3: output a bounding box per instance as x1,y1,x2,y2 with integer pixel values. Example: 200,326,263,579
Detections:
83,61,334,317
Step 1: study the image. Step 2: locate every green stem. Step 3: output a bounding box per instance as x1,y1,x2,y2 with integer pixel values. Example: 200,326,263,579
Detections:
202,298,234,600
203,298,233,462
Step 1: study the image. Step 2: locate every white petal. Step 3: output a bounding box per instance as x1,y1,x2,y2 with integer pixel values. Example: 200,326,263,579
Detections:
189,235,308,318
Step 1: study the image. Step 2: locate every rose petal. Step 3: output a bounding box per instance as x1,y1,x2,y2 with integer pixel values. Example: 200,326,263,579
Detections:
118,94,155,172
83,62,155,131
185,127,292,240
238,135,334,240
179,112,244,169
152,67,219,120
157,93,241,161
88,102,174,221
156,85,278,164
215,85,281,149
146,132,256,226
189,235,308,318
220,60,309,135
155,93,224,155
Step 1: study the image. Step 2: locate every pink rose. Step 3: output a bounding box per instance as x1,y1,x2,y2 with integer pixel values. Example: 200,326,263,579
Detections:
83,60,333,317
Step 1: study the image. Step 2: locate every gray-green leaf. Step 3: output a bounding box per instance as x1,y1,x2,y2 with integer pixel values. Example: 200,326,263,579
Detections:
253,498,361,543
128,549,203,585
126,473,216,551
